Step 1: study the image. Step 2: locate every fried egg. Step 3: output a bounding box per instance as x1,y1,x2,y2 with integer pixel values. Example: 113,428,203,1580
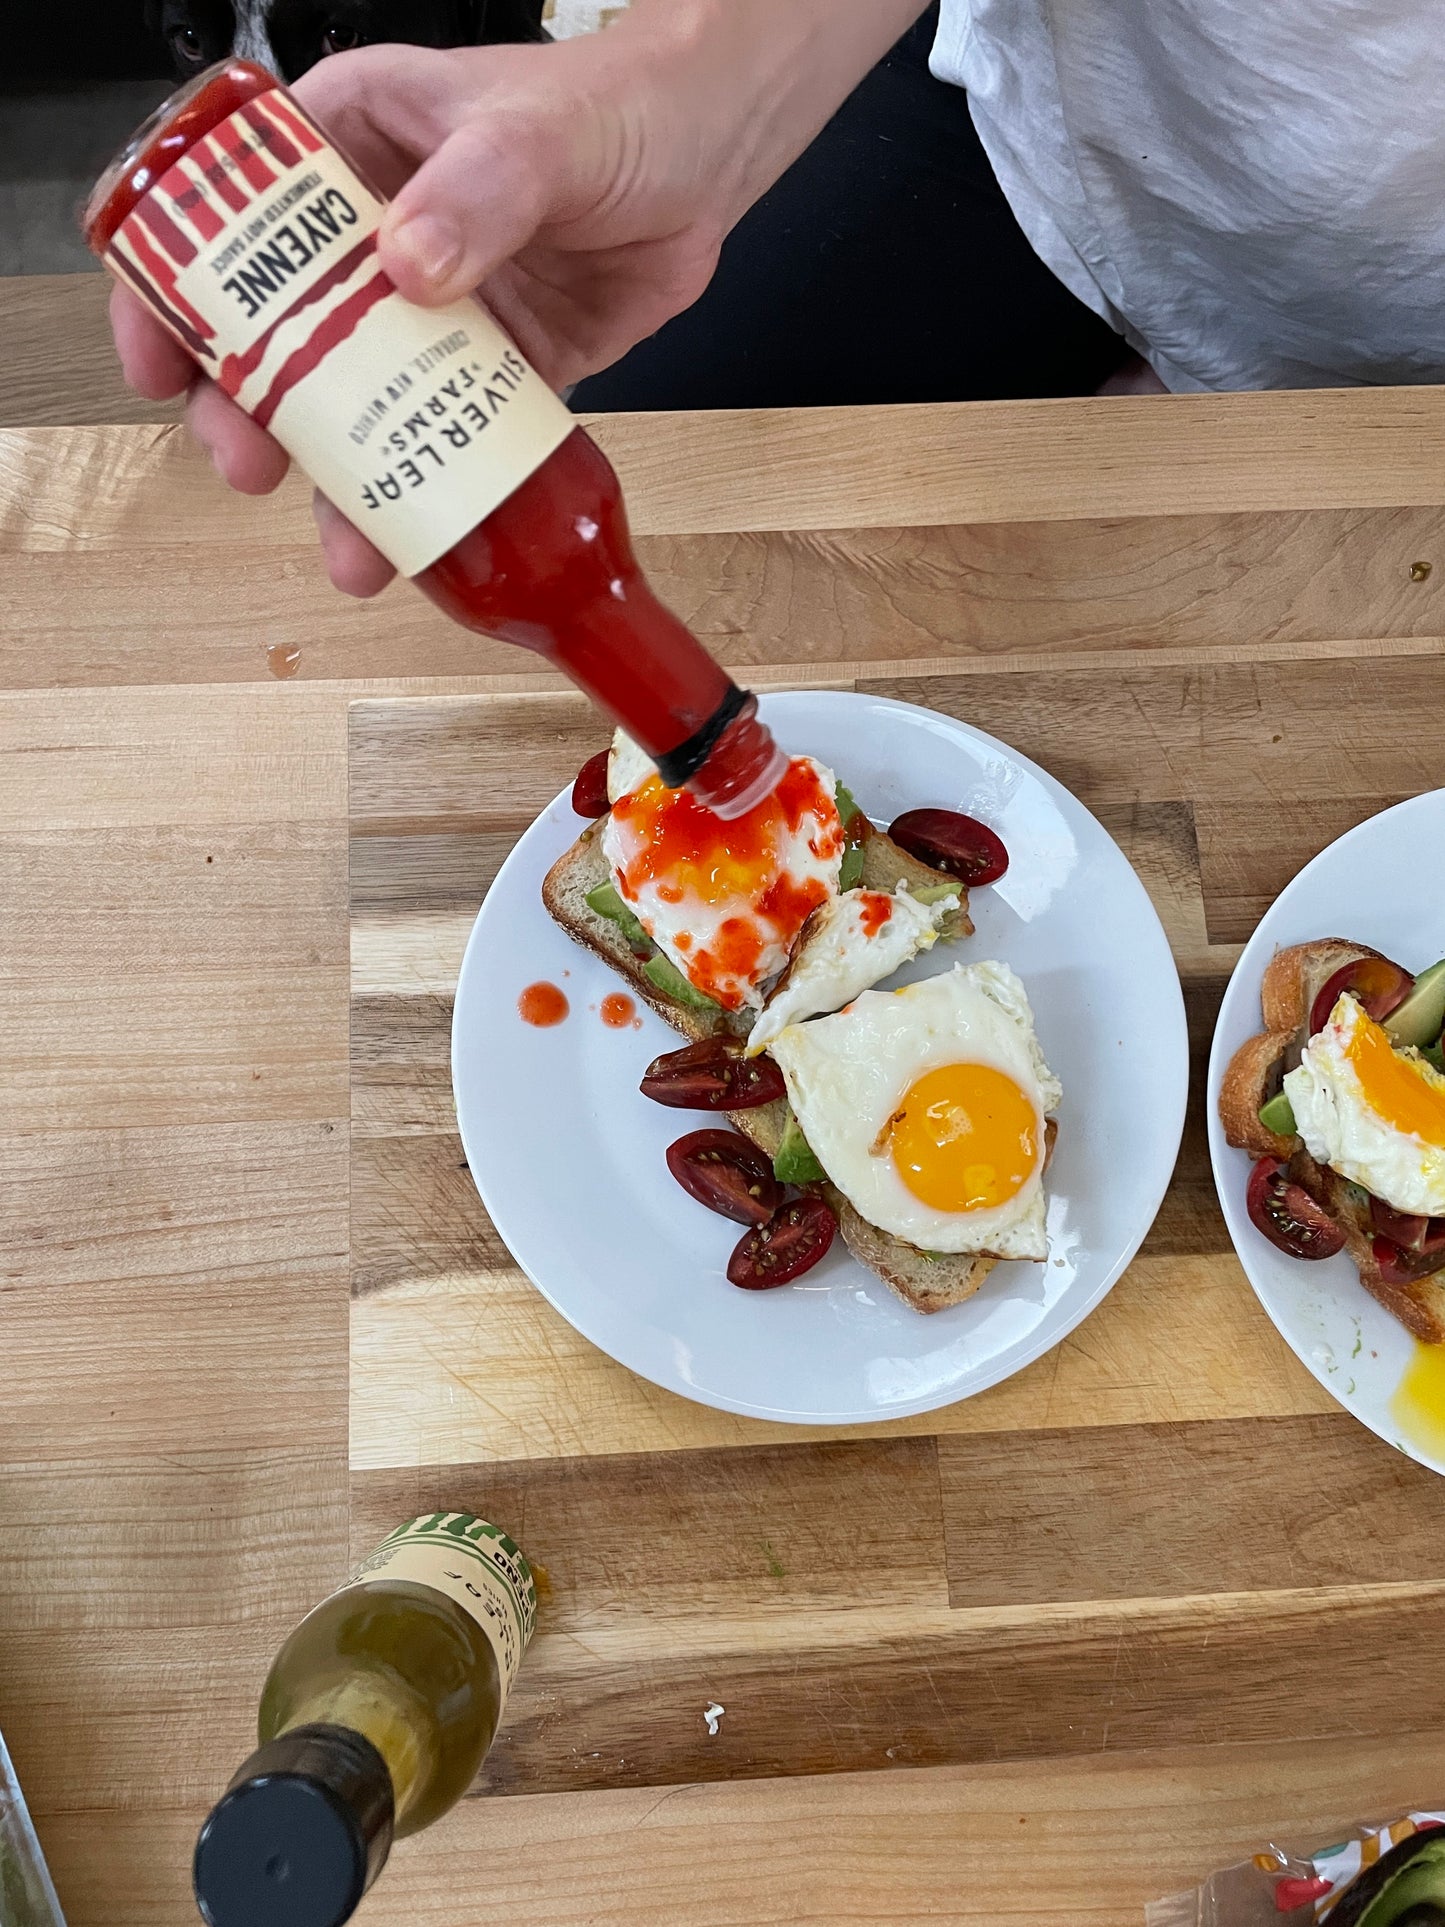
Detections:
746,883,961,1055
607,730,656,807
769,962,1061,1258
601,730,845,1012
1285,992,1445,1216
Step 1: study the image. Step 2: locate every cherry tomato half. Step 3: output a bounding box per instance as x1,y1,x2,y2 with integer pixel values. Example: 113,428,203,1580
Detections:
570,749,611,818
888,808,1009,887
666,1129,783,1226
1246,1156,1347,1260
1369,1198,1445,1253
640,1036,786,1110
1308,955,1413,1037
727,1195,837,1289
1372,1232,1445,1285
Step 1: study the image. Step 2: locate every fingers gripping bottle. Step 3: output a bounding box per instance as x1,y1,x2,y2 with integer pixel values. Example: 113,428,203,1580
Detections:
84,60,786,817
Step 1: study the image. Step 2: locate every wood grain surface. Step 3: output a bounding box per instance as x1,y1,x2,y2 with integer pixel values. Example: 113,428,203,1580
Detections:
5,369,1445,1927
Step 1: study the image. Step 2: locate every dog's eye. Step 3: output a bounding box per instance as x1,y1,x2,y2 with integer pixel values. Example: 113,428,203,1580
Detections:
168,24,205,65
320,23,363,52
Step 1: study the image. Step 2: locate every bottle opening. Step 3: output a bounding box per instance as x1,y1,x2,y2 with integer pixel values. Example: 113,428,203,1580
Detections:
682,693,789,820
704,733,790,819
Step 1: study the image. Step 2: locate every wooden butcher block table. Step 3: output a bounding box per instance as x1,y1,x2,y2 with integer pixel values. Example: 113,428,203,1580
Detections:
6,369,1445,1927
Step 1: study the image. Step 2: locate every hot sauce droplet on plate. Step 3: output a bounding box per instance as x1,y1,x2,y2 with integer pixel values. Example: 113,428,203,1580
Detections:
519,981,569,1026
600,992,637,1029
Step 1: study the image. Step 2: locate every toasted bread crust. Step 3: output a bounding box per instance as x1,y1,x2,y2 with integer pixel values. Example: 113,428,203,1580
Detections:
1217,1029,1296,1160
1220,941,1386,1161
540,819,1012,1313
1219,939,1445,1343
1258,938,1385,1034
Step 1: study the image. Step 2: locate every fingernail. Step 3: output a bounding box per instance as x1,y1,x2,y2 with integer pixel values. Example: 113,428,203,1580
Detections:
391,212,462,285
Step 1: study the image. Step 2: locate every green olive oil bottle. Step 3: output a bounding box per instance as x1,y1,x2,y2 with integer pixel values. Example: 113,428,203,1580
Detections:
193,1513,536,1927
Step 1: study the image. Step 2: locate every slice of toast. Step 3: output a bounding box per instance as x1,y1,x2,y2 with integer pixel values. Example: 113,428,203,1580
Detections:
1217,939,1382,1159
1218,938,1445,1343
541,821,1023,1314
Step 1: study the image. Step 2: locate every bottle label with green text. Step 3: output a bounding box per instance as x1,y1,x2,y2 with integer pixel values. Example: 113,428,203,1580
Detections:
338,1513,536,1702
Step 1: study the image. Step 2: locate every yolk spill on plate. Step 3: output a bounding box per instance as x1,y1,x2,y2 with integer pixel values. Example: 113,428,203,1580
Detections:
1390,1340,1445,1461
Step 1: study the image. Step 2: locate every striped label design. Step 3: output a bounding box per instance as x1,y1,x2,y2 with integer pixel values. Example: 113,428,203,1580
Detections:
104,88,573,575
340,1513,537,1702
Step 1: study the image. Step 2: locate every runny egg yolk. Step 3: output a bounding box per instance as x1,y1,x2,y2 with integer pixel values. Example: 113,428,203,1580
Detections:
1347,1012,1445,1147
890,1062,1039,1213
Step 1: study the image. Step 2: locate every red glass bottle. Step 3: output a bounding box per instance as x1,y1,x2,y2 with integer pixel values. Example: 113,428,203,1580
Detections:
83,59,785,815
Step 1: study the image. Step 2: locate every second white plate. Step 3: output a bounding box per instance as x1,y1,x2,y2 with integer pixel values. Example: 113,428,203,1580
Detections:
1207,789,1445,1474
453,689,1188,1425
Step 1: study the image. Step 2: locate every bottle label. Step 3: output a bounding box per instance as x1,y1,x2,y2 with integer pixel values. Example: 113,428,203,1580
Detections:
338,1513,537,1702
101,87,574,576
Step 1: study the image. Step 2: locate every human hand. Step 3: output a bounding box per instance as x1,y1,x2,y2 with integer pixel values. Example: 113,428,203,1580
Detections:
109,0,925,595
113,25,744,593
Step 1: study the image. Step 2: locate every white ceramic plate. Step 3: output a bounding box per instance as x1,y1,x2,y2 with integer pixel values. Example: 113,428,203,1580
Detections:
453,690,1188,1425
1206,790,1445,1473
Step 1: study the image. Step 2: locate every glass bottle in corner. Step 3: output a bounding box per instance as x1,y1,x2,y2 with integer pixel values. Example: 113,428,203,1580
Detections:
82,60,785,819
193,1513,536,1927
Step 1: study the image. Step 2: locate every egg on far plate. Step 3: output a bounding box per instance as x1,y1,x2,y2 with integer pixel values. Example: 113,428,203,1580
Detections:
769,961,1062,1259
1285,991,1445,1216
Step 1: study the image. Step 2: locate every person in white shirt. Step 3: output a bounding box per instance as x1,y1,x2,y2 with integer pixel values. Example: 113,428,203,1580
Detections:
112,0,1436,597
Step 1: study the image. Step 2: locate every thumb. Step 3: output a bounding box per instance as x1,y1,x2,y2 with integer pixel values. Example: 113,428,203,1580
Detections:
378,103,598,307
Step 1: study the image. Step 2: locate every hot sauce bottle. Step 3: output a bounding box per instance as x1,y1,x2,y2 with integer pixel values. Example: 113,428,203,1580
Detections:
83,60,786,817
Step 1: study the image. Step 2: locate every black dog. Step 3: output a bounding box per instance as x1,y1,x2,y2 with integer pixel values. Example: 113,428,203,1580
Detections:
152,0,547,83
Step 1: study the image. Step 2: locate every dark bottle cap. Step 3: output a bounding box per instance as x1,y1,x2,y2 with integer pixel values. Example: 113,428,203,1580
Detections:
193,1724,395,1927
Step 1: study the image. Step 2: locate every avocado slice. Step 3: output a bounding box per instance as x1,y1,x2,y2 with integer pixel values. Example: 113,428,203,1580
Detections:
642,953,720,1011
773,1109,826,1185
1386,958,1445,1048
1257,1090,1297,1136
586,879,718,1008
835,782,866,890
584,880,653,955
911,881,962,907
1426,1042,1445,1075
1327,1829,1445,1927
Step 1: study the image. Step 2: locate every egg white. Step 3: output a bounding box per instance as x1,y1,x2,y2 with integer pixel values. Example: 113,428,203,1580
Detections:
1285,992,1445,1216
769,962,1061,1258
746,883,961,1054
606,728,656,806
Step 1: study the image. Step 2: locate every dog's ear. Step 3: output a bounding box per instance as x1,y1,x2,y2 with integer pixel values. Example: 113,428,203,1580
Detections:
468,0,550,44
